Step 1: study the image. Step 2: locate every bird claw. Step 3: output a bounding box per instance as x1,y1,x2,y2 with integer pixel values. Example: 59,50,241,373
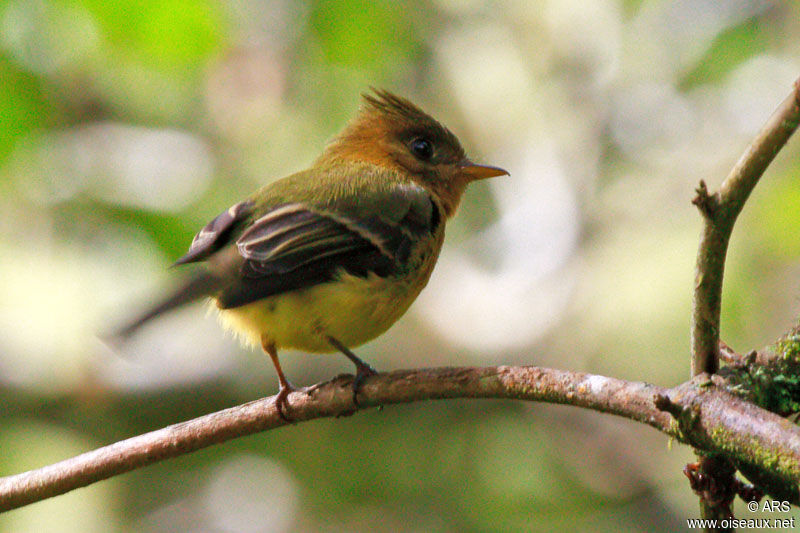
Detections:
274,383,295,422
351,362,378,407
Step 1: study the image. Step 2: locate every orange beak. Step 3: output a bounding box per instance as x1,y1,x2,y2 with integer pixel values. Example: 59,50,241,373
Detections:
458,160,509,180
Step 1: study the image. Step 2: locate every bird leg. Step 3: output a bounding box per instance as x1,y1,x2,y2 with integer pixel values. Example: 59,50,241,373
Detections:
261,337,294,421
326,335,377,406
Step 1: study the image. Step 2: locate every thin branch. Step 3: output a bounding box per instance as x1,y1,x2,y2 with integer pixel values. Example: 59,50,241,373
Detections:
1,366,799,512
691,79,800,377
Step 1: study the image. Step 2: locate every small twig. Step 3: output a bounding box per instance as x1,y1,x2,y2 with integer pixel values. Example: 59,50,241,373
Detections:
1,366,800,512
654,393,684,419
685,456,737,524
717,340,759,369
685,458,765,508
717,340,742,366
691,180,717,217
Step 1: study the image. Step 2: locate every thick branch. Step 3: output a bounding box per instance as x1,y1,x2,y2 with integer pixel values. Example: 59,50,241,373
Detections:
1,366,799,512
691,79,800,377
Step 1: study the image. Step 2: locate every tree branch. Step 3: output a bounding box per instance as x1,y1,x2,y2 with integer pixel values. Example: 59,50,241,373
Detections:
1,366,799,512
689,78,800,525
691,79,800,377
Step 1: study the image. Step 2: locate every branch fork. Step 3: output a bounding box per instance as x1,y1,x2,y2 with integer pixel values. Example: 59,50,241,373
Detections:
692,180,718,217
688,78,800,520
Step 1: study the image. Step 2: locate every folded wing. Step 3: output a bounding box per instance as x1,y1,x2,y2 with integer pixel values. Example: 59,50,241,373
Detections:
205,182,439,309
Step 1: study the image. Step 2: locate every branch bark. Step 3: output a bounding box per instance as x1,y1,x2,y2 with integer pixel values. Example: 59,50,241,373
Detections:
1,366,799,513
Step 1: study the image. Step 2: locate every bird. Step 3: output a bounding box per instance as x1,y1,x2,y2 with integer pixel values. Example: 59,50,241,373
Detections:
116,89,508,419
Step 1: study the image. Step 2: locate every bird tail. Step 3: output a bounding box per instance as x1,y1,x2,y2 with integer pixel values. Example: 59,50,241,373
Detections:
111,271,222,340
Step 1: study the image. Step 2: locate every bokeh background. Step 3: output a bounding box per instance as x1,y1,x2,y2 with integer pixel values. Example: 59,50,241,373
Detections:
1,0,800,531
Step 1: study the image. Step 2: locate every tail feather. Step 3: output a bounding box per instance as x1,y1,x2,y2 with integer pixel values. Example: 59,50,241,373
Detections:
111,271,222,340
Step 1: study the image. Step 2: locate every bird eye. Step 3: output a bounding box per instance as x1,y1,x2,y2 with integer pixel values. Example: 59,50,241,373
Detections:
409,137,434,160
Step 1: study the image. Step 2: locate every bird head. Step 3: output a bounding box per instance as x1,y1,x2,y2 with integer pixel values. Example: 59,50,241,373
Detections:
318,89,508,217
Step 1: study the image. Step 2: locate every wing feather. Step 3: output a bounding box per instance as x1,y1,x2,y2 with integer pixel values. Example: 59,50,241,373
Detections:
174,201,254,265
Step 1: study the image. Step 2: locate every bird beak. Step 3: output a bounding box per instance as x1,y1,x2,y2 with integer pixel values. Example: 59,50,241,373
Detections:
458,160,509,180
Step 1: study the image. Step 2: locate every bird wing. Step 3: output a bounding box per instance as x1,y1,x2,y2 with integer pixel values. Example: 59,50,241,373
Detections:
173,201,255,266
214,182,440,309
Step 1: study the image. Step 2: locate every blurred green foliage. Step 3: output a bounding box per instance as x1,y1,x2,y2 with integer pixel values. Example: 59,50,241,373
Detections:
680,17,769,89
0,58,48,164
309,0,422,71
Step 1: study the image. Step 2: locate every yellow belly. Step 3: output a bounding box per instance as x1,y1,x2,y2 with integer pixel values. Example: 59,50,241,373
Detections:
214,269,428,352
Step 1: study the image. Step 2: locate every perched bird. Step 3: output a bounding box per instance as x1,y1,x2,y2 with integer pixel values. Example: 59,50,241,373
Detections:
117,90,508,418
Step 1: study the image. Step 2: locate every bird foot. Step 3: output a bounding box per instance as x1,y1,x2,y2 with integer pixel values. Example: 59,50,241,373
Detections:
274,383,296,422
351,361,378,407
324,335,378,407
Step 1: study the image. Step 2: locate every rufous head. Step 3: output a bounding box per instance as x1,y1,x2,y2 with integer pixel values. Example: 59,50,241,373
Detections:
318,89,508,217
